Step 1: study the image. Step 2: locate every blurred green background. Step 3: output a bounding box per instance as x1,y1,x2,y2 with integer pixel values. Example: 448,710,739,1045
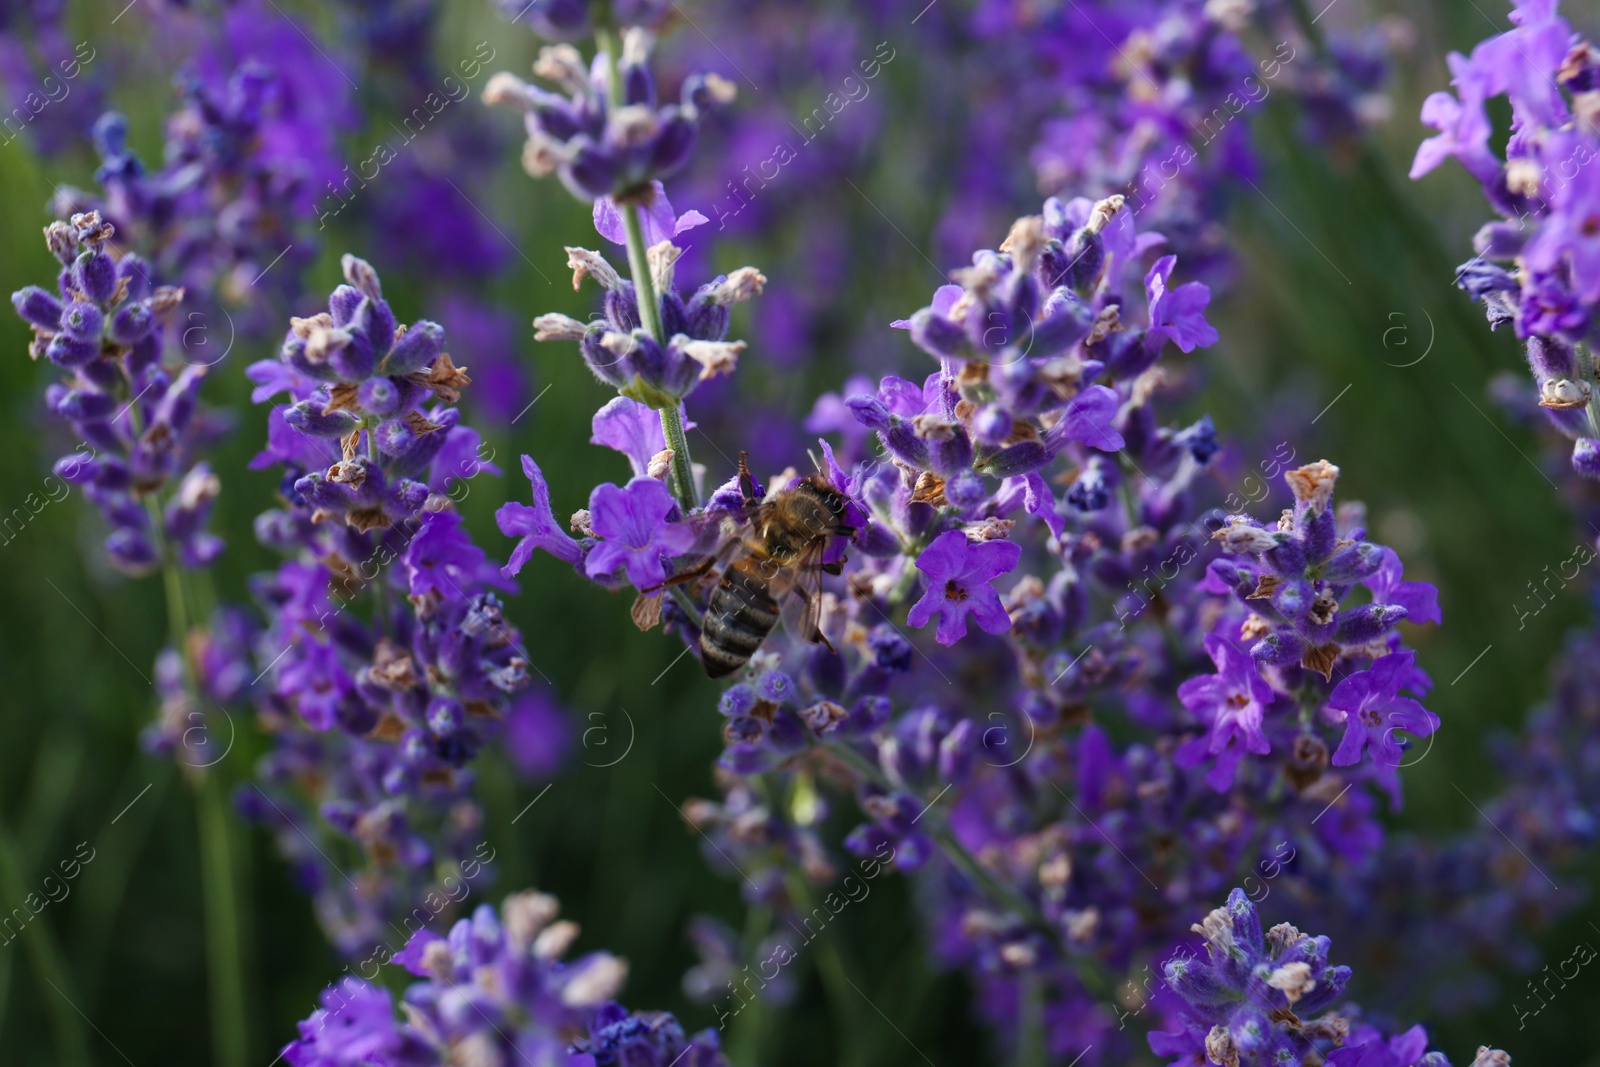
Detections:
1,1,1598,1064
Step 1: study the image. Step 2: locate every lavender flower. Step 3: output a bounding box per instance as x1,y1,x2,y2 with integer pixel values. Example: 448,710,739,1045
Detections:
584,477,698,590
1410,0,1600,475
283,889,727,1067
1151,889,1470,1067
242,256,541,955
533,235,764,410
906,529,1022,646
483,33,733,202
11,212,213,575
54,57,323,329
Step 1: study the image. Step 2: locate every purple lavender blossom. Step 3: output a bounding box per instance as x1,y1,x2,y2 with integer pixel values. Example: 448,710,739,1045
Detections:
483,35,733,202
1151,889,1469,1067
11,212,213,576
594,179,708,246
584,477,698,591
1175,635,1278,791
1411,0,1600,479
242,256,538,956
906,529,1021,646
498,454,584,573
1327,651,1440,800
283,890,679,1067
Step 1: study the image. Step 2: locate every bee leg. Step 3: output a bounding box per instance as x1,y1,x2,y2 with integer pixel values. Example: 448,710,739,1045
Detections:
821,559,845,576
641,555,718,594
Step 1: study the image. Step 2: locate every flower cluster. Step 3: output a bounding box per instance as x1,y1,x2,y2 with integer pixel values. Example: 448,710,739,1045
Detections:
484,31,734,202
14,0,1597,1062
1197,461,1440,798
11,212,217,574
283,888,727,1067
239,256,540,954
1152,888,1475,1067
53,58,321,327
1410,0,1600,478
500,185,1443,1063
476,11,1456,1055
533,207,765,411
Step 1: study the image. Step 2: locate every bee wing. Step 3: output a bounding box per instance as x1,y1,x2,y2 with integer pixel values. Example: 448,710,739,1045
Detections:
681,510,739,561
644,514,742,594
776,543,833,650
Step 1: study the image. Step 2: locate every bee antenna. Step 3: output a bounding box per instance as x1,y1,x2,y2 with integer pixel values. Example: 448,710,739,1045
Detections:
737,451,758,507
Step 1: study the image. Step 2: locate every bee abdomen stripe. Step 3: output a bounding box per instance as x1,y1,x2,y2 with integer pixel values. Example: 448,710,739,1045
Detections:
700,642,748,679
701,603,770,654
708,577,779,633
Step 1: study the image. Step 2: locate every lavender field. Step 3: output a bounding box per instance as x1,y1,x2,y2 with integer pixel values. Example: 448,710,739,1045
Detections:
0,1,1596,1064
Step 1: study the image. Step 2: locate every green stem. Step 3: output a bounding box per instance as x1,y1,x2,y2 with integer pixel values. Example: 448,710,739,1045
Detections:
1018,972,1047,1067
197,770,248,1067
619,202,665,343
73,767,172,1003
786,875,868,1067
621,198,699,509
817,741,1115,999
131,411,249,1067
596,22,699,511
728,904,772,1066
0,820,90,1067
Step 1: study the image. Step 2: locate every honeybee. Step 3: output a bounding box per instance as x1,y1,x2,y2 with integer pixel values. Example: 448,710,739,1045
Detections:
666,454,855,678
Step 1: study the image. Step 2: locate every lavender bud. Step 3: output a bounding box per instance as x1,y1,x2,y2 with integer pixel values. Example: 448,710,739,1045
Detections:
60,301,104,342
293,472,356,511
719,684,759,717
359,377,401,416
1251,630,1306,668
283,401,362,438
938,719,977,782
55,388,117,422
105,527,157,571
649,112,698,176
1334,604,1407,645
375,419,416,456
1574,437,1600,480
110,302,154,344
427,697,464,737
582,330,630,389
982,441,1050,478
73,250,118,304
1318,541,1384,583
11,286,63,330
384,320,445,375
755,670,794,704
340,254,384,301
118,254,153,300
45,332,99,368
387,478,430,518
327,285,364,326
945,469,988,509
1066,465,1111,512
53,451,98,484
973,404,1012,446
909,307,967,360
918,417,974,477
